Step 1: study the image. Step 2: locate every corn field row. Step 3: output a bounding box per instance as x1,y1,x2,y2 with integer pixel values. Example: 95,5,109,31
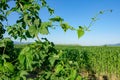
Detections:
58,46,120,79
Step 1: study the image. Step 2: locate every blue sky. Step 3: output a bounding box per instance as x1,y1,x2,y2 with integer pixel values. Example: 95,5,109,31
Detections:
6,0,120,45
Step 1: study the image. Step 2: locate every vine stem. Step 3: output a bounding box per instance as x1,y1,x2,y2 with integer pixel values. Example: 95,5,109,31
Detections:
2,42,7,63
11,59,17,63
87,13,99,30
2,43,7,55
87,9,112,30
37,35,41,41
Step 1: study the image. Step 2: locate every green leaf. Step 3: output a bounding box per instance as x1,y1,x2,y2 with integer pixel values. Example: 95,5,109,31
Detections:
76,76,82,80
41,0,47,6
55,64,63,73
34,18,41,27
25,53,33,70
99,11,104,14
14,70,28,80
0,65,3,71
6,7,18,16
49,16,64,22
20,70,28,77
2,54,10,59
0,38,12,47
24,14,28,22
25,30,32,38
60,22,72,32
39,22,52,35
18,53,25,66
28,26,39,37
0,75,9,80
18,46,33,70
77,26,84,38
91,18,96,21
0,14,6,21
48,7,54,15
39,27,49,35
49,57,55,66
49,54,59,66
69,69,76,80
23,4,31,10
0,40,5,47
4,62,14,72
6,10,12,16
45,71,51,79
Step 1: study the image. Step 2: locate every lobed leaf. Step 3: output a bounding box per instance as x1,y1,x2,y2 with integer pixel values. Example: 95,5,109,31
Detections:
39,22,52,35
18,46,33,70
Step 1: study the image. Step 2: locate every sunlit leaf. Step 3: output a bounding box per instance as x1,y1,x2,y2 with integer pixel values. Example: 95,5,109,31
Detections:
18,46,33,70
34,18,41,27
28,26,39,37
20,70,28,77
6,7,18,16
49,16,64,22
76,76,82,80
39,22,52,35
60,22,72,32
77,26,84,38
2,54,10,59
49,54,59,66
69,69,76,79
55,64,63,73
4,62,14,72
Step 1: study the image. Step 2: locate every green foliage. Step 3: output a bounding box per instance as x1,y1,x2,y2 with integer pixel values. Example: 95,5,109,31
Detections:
0,38,16,79
0,2,6,39
0,38,14,57
0,62,14,73
0,23,5,39
0,38,82,80
56,45,120,79
5,0,85,39
0,0,111,80
0,0,9,39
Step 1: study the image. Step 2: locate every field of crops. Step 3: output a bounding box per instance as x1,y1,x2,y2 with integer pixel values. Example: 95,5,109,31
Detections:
55,45,120,80
14,44,120,80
